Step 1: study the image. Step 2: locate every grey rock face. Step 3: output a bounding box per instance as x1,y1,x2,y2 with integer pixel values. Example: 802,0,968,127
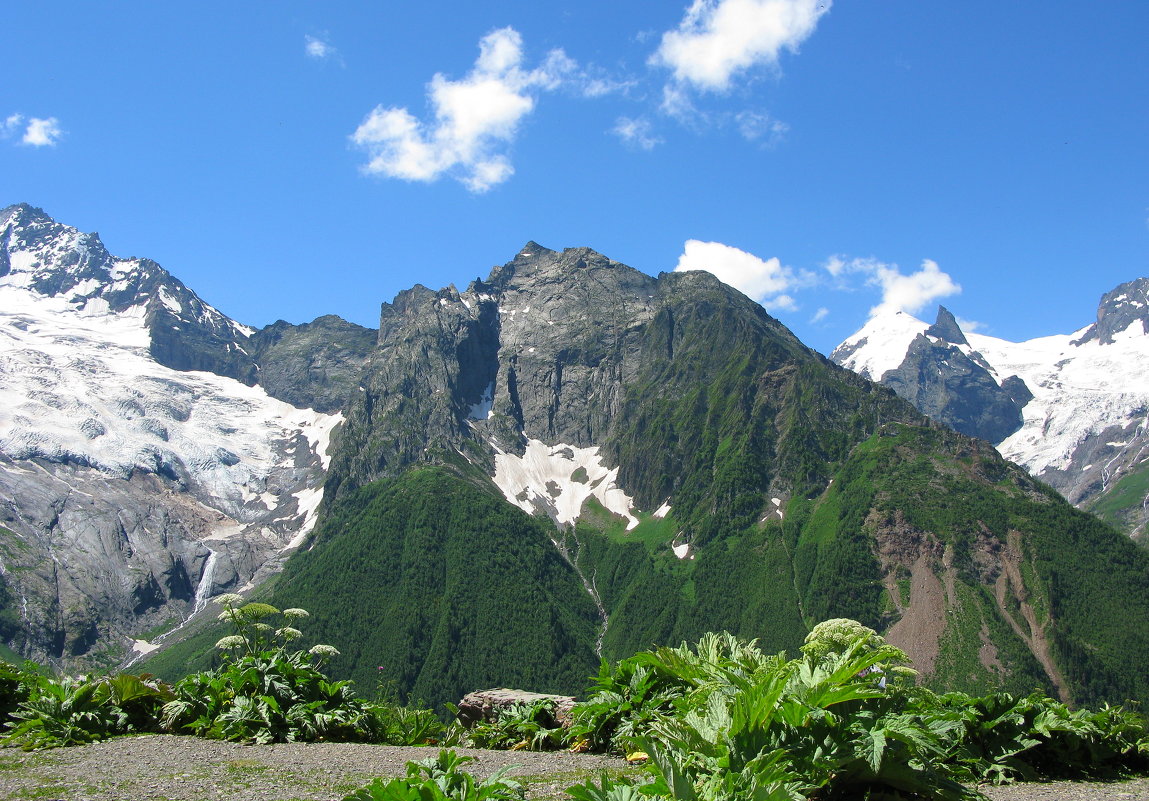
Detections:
250,315,377,414
0,204,337,669
1072,278,1149,346
925,306,969,346
876,307,1030,444
328,243,661,498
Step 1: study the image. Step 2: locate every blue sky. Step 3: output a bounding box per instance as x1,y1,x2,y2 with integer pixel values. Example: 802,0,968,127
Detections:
3,0,1147,355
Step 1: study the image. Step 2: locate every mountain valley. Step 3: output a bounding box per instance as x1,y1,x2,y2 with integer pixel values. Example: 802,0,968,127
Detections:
3,204,1149,712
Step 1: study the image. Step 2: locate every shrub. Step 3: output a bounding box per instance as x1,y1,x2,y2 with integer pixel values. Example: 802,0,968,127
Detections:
343,749,523,801
161,597,379,743
5,672,173,750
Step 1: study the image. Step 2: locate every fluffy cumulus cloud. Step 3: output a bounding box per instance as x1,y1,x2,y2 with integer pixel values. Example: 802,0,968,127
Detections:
2,114,62,147
652,0,831,92
351,27,578,193
825,256,961,318
674,239,808,306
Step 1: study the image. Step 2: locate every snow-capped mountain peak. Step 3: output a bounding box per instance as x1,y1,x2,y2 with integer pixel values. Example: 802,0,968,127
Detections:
0,204,343,668
829,309,928,381
833,278,1149,538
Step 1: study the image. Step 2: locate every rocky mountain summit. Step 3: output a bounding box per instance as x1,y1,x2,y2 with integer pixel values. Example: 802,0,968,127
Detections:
842,306,1032,444
833,280,1149,538
0,204,371,668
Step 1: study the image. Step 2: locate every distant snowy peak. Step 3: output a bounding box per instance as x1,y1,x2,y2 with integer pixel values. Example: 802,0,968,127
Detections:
832,278,1149,536
1,203,257,384
0,204,348,666
829,310,928,381
1072,277,1149,347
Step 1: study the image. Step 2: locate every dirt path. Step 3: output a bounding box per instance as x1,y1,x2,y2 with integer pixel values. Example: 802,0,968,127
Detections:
0,736,1146,800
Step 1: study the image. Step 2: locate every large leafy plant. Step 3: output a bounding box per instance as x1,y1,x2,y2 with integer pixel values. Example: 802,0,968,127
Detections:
343,749,523,801
463,698,565,752
6,672,173,750
569,631,777,754
161,595,380,743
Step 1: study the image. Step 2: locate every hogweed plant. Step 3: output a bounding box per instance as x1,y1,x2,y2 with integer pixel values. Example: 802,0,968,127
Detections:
160,597,383,744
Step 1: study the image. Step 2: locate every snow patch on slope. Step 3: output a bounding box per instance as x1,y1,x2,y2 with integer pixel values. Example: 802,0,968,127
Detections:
493,439,639,530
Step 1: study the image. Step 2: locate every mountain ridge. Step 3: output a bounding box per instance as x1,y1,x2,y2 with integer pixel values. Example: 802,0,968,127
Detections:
0,203,368,668
3,203,1149,713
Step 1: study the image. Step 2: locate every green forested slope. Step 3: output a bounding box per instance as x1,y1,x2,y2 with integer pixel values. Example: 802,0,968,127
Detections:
265,468,601,705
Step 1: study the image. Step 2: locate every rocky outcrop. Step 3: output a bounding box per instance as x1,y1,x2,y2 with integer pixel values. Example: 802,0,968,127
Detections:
881,307,1031,444
833,286,1149,538
833,306,1033,445
1072,278,1149,346
456,688,577,728
250,315,376,414
327,243,663,500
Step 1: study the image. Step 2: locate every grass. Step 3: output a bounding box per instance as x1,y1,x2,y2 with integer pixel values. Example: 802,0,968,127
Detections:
581,497,680,552
1087,461,1149,531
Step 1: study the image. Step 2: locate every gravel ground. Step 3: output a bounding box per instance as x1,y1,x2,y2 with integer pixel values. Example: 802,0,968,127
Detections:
0,736,626,801
0,737,1147,801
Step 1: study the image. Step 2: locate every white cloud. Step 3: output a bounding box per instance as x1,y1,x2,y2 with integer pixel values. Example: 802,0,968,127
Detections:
735,110,788,144
868,259,960,318
351,27,577,192
956,316,984,333
763,293,797,312
1,114,22,138
613,117,662,150
652,0,831,92
825,255,961,318
23,118,61,147
305,34,338,61
810,307,829,323
2,114,62,147
674,239,808,305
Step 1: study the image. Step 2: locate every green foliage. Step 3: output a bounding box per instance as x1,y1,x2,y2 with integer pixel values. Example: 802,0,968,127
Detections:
580,633,974,800
1086,461,1149,536
569,631,783,755
571,629,1149,801
161,648,381,744
371,700,449,747
931,690,1149,784
264,468,601,710
462,699,566,751
343,749,523,801
5,672,173,750
161,599,387,744
0,660,35,722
